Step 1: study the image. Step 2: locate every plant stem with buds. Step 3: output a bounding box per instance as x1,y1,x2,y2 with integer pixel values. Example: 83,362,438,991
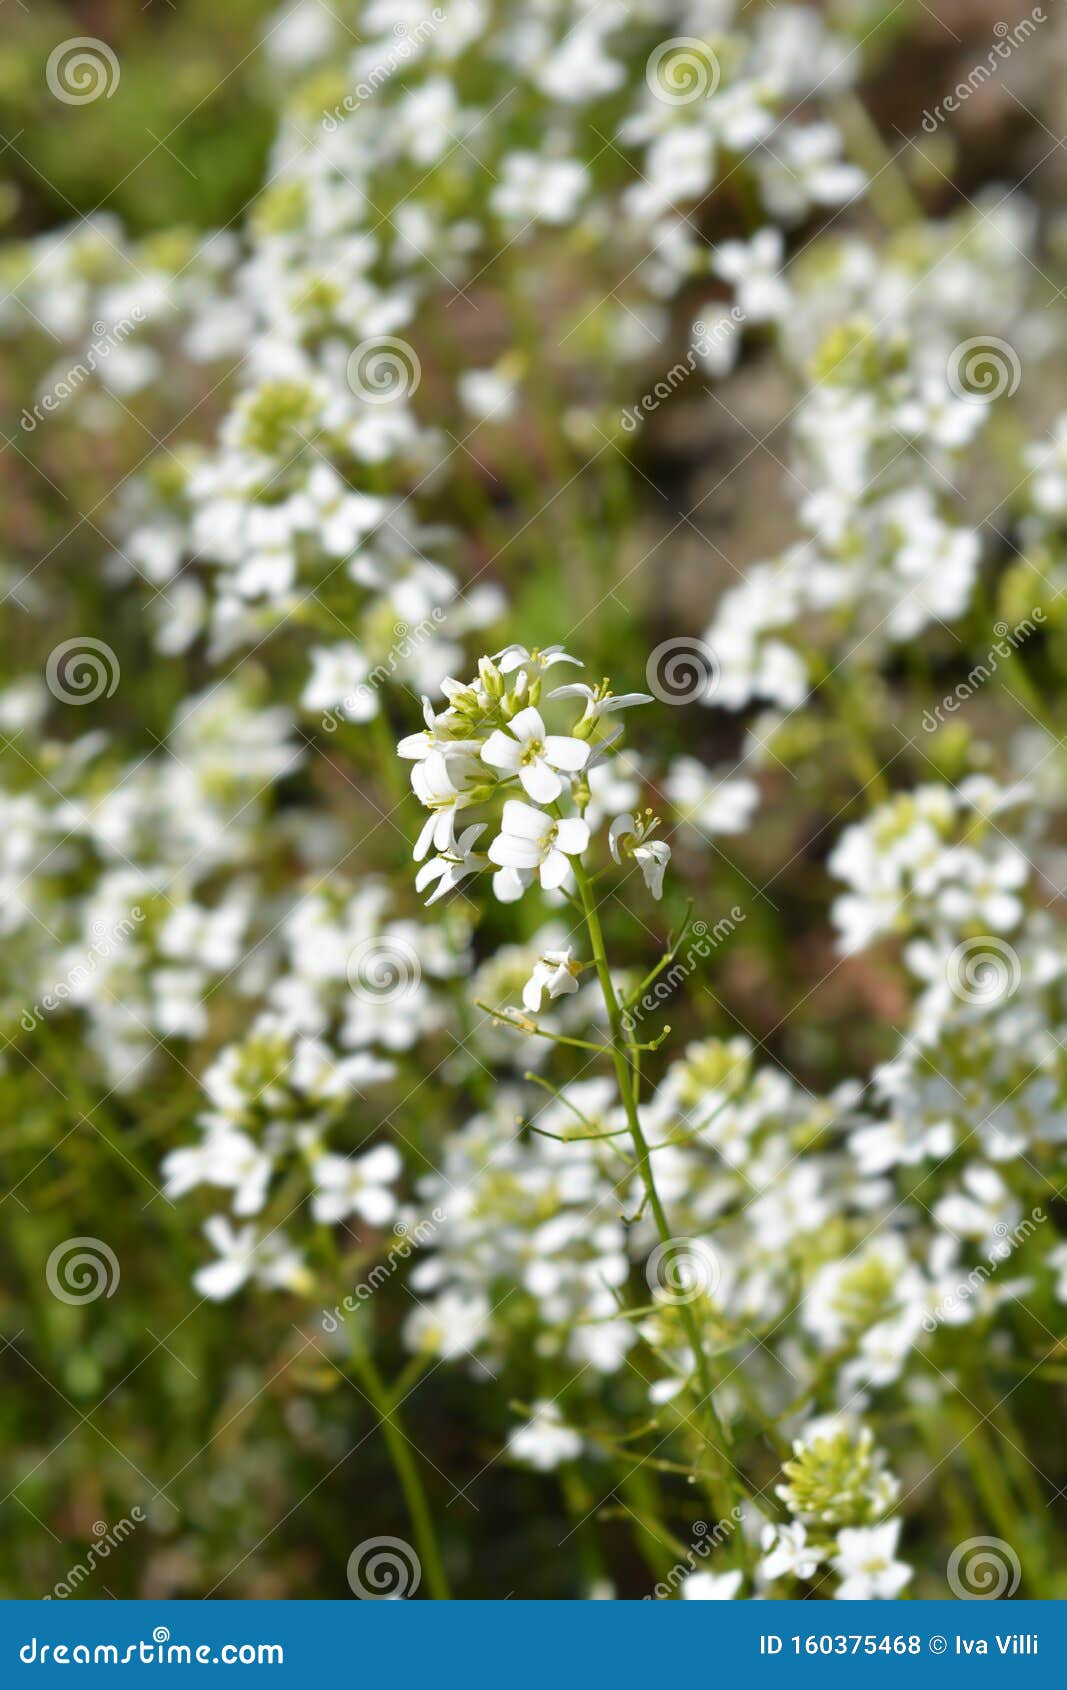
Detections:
573,862,753,1557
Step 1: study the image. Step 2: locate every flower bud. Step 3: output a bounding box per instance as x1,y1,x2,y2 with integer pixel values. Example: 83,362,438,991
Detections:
478,657,504,699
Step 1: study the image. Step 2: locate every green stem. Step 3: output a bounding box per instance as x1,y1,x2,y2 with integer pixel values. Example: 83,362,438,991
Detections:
833,93,923,231
559,1464,611,1594
348,1317,451,1599
573,863,754,1560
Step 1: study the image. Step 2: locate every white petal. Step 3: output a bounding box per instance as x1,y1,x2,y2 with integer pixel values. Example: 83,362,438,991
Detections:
546,683,592,702
519,759,562,803
454,823,487,854
352,1186,398,1227
194,1258,249,1301
415,858,446,894
608,813,633,864
492,866,529,902
359,1144,403,1183
553,817,590,856
604,692,653,711
311,1191,346,1225
481,729,522,772
500,799,550,839
489,834,543,868
507,705,546,741
414,813,438,861
203,1215,236,1253
539,849,571,891
544,735,589,772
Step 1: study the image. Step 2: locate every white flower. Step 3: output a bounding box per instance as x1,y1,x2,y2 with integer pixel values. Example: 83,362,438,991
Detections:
194,1217,307,1301
711,230,789,323
481,705,589,803
404,1290,490,1359
302,644,377,722
665,756,759,839
758,123,865,222
832,1521,912,1600
415,823,488,904
397,695,447,760
507,1401,582,1470
760,1522,822,1583
521,947,582,1012
458,364,519,421
304,463,385,557
162,1128,272,1217
933,1163,1018,1257
1028,413,1067,519
608,812,670,899
547,681,652,736
491,153,589,225
488,800,589,893
310,1143,402,1226
411,749,486,858
681,1569,743,1599
495,643,581,677
263,0,336,68
1048,1242,1067,1302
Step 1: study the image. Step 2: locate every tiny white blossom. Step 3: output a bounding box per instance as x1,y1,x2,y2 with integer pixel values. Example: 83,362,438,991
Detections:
310,1143,403,1226
609,812,670,899
832,1521,912,1600
481,706,589,803
521,947,582,1012
760,1521,822,1583
194,1217,307,1302
681,1569,743,1600
507,1401,583,1470
488,800,589,893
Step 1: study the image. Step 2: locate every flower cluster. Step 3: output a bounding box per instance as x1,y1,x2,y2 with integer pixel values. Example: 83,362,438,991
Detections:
702,202,1039,712
400,645,663,905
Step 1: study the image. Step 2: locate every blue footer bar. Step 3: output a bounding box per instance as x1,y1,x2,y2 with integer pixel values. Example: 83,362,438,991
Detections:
1,1600,1061,1682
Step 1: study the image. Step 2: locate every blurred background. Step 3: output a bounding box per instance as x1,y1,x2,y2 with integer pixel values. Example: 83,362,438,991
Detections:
1,0,1065,1599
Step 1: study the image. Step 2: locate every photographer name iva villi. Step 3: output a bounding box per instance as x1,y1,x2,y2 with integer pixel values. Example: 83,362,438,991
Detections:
758,1633,1039,1657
